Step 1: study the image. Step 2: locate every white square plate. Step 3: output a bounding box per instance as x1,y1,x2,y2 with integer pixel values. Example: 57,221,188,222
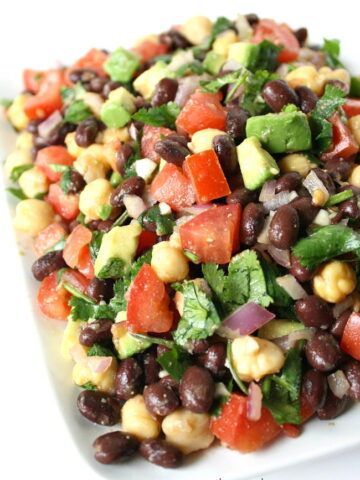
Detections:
1,1,360,478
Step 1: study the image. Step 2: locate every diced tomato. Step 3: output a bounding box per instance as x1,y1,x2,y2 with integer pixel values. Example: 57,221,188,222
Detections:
141,125,173,162
23,69,44,94
321,114,359,161
343,99,360,118
34,222,68,257
281,423,301,438
176,91,226,135
133,40,168,62
63,224,93,269
37,271,71,320
67,48,108,81
183,149,231,203
127,264,173,334
47,183,80,220
24,69,64,120
179,204,241,264
252,19,300,63
136,230,158,256
211,394,281,453
61,269,90,294
77,246,95,280
151,163,196,211
36,146,75,183
340,312,360,361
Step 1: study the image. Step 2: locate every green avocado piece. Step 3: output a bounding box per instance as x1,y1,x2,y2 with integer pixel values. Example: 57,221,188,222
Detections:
203,51,226,74
236,136,280,190
108,87,136,113
228,42,259,68
100,102,131,128
133,61,176,99
94,223,142,279
104,47,140,82
246,111,312,153
112,321,151,359
258,320,305,340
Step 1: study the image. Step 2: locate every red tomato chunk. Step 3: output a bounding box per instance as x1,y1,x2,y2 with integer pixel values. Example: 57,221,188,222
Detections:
37,271,71,320
47,183,80,221
340,312,360,361
36,146,75,183
141,125,173,162
252,19,300,63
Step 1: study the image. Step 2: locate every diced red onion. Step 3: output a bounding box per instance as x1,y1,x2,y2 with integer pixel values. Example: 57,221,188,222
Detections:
69,345,87,364
123,194,147,219
218,302,275,338
257,211,275,245
87,356,113,373
272,328,314,351
259,180,276,202
142,187,157,208
268,246,291,268
38,110,63,139
328,370,350,399
263,191,298,212
247,382,263,421
303,170,330,203
333,294,355,319
175,76,200,107
129,122,140,141
276,274,308,300
177,204,213,216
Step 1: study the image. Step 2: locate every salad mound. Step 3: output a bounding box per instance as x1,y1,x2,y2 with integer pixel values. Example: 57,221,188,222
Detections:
3,11,360,469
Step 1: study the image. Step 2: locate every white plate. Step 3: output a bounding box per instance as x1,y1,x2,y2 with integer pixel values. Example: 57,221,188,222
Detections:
1,1,360,479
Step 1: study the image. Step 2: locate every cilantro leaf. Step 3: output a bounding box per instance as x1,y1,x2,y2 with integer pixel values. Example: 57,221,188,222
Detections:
61,83,86,104
7,187,27,200
212,16,233,38
59,168,73,194
97,258,126,280
89,231,104,262
157,345,191,381
138,205,175,236
250,40,281,72
87,343,114,357
242,70,278,115
81,382,97,391
175,61,205,77
292,224,360,269
10,164,33,182
69,296,117,321
200,68,248,102
98,204,112,221
132,102,180,129
124,140,141,179
64,100,92,124
259,259,292,308
173,281,221,346
262,348,302,425
321,39,344,69
350,77,360,97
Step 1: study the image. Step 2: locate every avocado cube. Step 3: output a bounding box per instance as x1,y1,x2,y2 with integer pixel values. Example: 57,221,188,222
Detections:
246,111,312,153
133,61,176,99
236,136,280,190
227,42,259,68
112,321,151,359
104,47,140,82
203,51,226,74
100,102,131,128
108,87,136,114
258,320,305,340
94,223,142,279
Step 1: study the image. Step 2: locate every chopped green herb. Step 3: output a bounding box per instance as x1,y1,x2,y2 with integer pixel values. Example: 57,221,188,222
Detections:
89,231,104,262
112,210,130,227
350,77,360,98
46,237,66,253
211,16,234,39
132,102,180,129
130,333,174,349
81,382,97,391
321,38,344,69
76,212,86,224
69,296,117,321
87,343,114,357
226,341,248,394
62,281,95,303
97,257,126,279
63,100,92,124
200,68,248,102
98,204,112,221
0,98,12,108
175,61,205,77
60,83,86,104
7,187,27,200
242,70,278,115
10,164,33,182
49,163,70,173
184,250,200,263
59,168,73,194
138,205,175,236
250,40,281,72
123,140,141,179
326,189,354,207
157,345,191,381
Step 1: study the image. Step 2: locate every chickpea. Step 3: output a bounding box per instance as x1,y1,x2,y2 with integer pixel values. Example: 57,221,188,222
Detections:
13,199,54,236
72,357,117,394
188,128,225,153
16,131,34,152
278,153,313,177
98,127,130,145
180,16,213,46
162,408,214,454
73,145,112,183
121,395,161,440
318,67,350,92
213,30,238,56
60,319,86,360
6,94,30,129
169,231,182,249
349,165,360,188
79,178,113,221
18,166,49,198
231,336,285,382
286,66,322,95
65,132,85,158
349,115,360,145
4,149,33,179
312,188,328,207
313,260,356,303
151,241,189,283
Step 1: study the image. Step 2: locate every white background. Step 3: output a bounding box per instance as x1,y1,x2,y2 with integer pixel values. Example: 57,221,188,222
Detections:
1,0,360,479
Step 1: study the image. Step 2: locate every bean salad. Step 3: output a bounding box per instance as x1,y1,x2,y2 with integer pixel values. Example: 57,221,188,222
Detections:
3,11,360,470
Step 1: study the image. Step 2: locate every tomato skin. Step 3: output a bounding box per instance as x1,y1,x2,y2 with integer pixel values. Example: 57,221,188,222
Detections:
24,69,64,120
47,183,80,221
136,230,158,256
127,264,173,334
61,269,90,294
281,424,301,438
63,224,93,269
23,69,44,94
67,48,108,81
77,246,95,280
34,222,68,257
211,394,281,453
321,114,359,161
179,204,241,264
141,125,173,162
36,146,75,182
176,91,226,135
343,99,360,118
183,149,231,203
133,40,168,62
252,19,300,63
151,163,196,211
37,271,71,320
340,312,360,361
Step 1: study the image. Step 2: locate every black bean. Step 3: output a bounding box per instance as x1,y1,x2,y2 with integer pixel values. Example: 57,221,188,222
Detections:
295,296,334,329
301,369,328,411
331,310,351,339
312,167,336,195
93,431,139,464
343,360,360,400
275,172,302,193
262,80,299,112
31,250,66,281
154,139,189,166
26,119,42,135
87,219,114,233
166,133,189,147
159,30,191,50
294,28,308,46
102,80,122,98
290,255,315,282
289,196,319,229
151,78,178,107
115,143,133,174
86,278,112,303
140,439,183,468
157,344,170,357
143,351,160,385
339,198,360,219
226,106,249,142
159,375,180,394
317,391,349,420
66,169,86,194
269,205,299,249
198,343,226,378
115,358,143,400
77,390,120,426
213,134,239,176
305,332,342,372
69,68,98,86
226,187,257,206
245,13,259,26
79,319,113,347
144,382,179,417
326,79,350,95
75,117,99,147
110,176,145,207
326,157,355,182
240,202,266,246
88,77,108,94
187,339,211,355
179,366,215,413
295,86,318,113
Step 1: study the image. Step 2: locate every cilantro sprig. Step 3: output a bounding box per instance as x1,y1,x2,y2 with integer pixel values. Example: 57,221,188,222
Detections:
132,102,180,129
